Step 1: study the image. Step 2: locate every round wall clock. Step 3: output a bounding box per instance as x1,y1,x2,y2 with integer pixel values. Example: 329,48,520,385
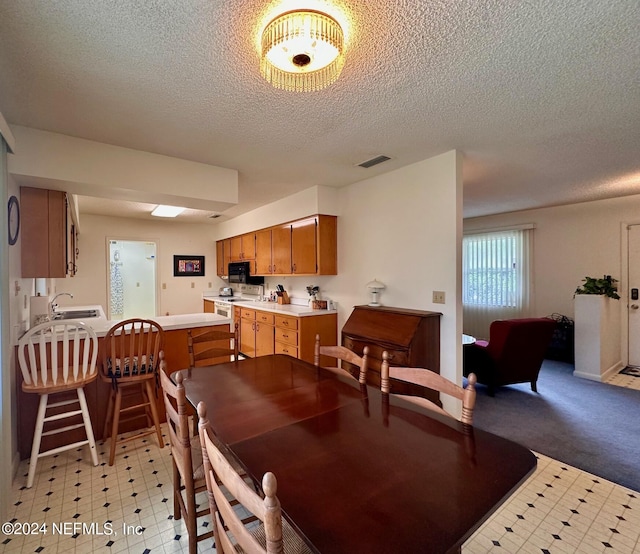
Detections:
8,195,20,245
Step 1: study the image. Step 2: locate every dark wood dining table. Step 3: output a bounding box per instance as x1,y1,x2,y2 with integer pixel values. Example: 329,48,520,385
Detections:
173,354,536,554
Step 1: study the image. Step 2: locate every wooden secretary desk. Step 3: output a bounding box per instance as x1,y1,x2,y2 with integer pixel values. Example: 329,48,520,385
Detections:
341,305,442,403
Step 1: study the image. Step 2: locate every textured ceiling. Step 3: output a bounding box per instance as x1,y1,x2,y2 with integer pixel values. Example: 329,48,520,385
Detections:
0,0,638,222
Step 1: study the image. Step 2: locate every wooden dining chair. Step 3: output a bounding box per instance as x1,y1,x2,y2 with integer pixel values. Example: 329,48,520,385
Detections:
18,321,99,488
160,369,212,554
198,402,312,554
187,323,239,368
100,318,165,465
380,351,478,425
314,334,370,384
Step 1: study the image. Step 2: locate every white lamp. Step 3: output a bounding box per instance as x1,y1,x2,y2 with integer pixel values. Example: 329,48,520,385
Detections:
366,279,386,307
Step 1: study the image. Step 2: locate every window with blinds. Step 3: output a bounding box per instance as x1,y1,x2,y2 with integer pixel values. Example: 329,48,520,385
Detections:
462,227,533,338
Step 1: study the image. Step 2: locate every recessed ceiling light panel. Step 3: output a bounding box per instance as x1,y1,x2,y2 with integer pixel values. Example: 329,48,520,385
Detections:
151,205,185,217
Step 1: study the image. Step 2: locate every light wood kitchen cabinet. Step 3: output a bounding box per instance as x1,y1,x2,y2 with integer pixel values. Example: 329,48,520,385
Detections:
216,214,337,278
291,217,317,274
216,239,231,276
230,233,256,274
203,299,215,313
240,307,274,358
21,186,76,278
274,314,299,358
256,225,293,275
239,306,337,363
272,224,293,274
255,229,273,275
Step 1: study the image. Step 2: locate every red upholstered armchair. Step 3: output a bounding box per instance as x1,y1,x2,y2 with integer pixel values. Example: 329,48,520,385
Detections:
463,318,557,396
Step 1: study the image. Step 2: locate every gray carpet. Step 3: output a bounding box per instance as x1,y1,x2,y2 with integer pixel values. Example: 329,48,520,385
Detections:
470,360,640,493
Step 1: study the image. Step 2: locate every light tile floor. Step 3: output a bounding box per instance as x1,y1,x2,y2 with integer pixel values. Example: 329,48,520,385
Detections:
606,368,640,391
3,374,639,553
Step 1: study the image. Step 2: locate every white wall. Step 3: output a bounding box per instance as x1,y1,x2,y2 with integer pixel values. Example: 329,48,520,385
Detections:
464,194,640,364
2,121,29,522
214,152,463,413
8,125,238,213
56,215,217,316
334,151,463,413
464,195,640,318
215,185,339,239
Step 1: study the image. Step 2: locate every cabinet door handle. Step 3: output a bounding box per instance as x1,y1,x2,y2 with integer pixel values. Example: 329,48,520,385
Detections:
282,334,288,338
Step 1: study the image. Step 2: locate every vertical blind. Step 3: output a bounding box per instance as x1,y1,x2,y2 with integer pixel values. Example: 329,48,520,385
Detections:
463,228,533,339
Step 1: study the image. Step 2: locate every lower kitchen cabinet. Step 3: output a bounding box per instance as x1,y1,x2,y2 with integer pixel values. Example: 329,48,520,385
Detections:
240,308,275,358
239,307,337,363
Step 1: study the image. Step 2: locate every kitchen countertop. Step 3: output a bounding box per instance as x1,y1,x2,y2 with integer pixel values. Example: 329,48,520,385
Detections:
202,295,337,317
52,305,232,338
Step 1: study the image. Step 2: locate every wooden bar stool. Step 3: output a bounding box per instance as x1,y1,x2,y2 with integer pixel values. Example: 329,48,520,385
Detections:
17,321,99,488
100,318,164,465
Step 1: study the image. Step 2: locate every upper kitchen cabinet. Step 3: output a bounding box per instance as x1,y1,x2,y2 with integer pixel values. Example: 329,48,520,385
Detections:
217,215,337,278
21,187,77,278
256,225,292,275
230,232,256,274
292,215,337,275
216,238,231,276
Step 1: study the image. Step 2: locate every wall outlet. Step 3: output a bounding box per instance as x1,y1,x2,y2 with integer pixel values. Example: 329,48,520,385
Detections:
433,291,446,304
191,282,195,288
162,283,167,289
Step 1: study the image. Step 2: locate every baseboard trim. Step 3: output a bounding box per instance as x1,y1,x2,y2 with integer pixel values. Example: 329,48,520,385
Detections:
573,361,624,382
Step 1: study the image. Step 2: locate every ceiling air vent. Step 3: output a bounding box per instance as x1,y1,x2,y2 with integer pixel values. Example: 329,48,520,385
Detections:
209,214,221,219
357,155,391,169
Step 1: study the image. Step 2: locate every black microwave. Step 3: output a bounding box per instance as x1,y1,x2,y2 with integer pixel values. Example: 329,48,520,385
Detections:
228,261,264,285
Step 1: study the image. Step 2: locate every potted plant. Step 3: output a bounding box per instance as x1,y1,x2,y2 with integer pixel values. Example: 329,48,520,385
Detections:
573,275,623,382
574,275,620,299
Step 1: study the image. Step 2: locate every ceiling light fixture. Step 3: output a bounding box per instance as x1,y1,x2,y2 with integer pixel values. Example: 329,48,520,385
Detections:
260,9,345,92
151,205,185,218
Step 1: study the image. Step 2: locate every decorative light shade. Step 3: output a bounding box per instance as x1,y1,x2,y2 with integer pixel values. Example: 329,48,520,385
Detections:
260,9,345,92
366,279,386,307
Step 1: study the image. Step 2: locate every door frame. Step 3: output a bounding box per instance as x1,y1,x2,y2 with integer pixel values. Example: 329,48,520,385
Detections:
620,221,640,367
105,237,160,319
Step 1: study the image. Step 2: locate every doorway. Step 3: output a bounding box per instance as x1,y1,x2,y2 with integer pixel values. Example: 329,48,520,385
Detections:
108,239,157,320
627,225,640,366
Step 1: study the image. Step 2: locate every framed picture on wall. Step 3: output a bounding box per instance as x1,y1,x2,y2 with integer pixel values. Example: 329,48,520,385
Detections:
174,255,205,277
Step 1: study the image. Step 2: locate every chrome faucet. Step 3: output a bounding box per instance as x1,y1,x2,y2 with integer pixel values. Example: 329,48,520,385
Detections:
50,292,73,316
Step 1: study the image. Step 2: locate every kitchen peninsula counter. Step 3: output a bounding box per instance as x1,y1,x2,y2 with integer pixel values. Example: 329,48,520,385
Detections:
16,307,232,459
52,304,232,336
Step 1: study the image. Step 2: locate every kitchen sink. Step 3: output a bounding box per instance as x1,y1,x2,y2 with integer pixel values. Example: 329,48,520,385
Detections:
52,309,100,320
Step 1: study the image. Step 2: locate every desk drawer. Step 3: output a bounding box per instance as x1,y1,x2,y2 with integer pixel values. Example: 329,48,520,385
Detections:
275,341,298,357
342,337,409,368
275,327,298,346
256,311,274,325
275,314,298,330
